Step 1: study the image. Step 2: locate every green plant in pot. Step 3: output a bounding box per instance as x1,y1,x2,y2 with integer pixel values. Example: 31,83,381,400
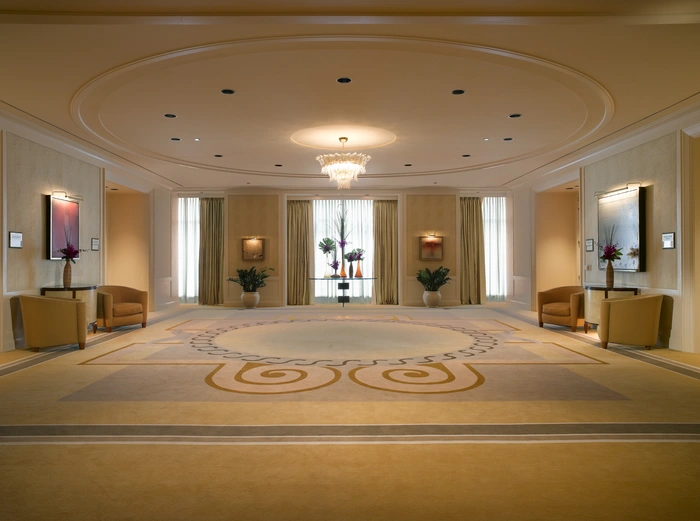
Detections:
228,266,273,308
416,266,451,307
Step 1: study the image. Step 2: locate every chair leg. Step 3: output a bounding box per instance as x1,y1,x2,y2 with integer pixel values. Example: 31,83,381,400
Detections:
538,322,543,327
142,322,147,328
601,341,608,349
571,325,577,332
584,322,589,334
79,342,85,350
106,327,112,333
645,345,652,350
32,347,39,352
92,323,97,334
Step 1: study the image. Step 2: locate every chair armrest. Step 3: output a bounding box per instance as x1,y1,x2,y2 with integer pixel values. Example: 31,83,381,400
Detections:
20,296,87,348
97,291,114,323
570,292,584,319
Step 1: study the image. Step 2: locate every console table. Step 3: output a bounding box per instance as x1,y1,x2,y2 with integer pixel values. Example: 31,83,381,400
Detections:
583,285,639,333
310,277,375,307
41,283,99,333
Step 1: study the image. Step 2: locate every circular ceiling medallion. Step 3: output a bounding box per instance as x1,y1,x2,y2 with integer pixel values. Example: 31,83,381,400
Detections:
290,125,396,150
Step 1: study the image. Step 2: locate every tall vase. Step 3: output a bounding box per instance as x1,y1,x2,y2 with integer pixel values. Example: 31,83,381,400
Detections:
348,262,354,278
323,253,331,278
339,246,346,278
605,259,614,289
354,259,363,278
63,259,72,288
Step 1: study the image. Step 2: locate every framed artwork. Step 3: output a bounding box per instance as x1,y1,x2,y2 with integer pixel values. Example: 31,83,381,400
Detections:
242,238,264,260
9,232,22,249
46,195,80,260
597,186,645,272
662,232,675,249
419,236,443,261
91,238,100,251
585,239,594,252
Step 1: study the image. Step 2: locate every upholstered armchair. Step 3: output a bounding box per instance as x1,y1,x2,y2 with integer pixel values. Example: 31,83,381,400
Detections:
96,285,148,332
537,285,584,332
598,295,663,350
19,295,87,351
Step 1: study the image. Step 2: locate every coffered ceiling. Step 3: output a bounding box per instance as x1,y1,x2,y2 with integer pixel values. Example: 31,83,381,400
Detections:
1,1,700,191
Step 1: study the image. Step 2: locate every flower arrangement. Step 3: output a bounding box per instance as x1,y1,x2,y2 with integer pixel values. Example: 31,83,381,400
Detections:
599,225,623,262
329,259,340,271
345,248,364,262
58,243,87,264
335,207,350,250
318,237,336,255
227,266,274,292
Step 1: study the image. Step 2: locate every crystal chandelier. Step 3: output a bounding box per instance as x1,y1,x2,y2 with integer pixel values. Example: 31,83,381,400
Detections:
316,137,371,190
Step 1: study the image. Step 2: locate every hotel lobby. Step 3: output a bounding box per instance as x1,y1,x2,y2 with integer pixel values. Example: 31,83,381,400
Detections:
1,2,700,520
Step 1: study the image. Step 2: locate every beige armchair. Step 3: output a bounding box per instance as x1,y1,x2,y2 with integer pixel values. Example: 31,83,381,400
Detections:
537,285,584,332
598,294,663,350
19,295,87,351
97,285,148,332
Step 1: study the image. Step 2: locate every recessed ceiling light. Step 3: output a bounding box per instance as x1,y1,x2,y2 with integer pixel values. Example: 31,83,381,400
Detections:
566,187,573,190
503,137,514,141
246,182,251,185
194,138,200,142
170,137,181,141
214,154,223,158
274,164,283,167
509,113,522,118
164,113,176,118
111,188,118,191
462,154,471,158
451,89,465,95
336,77,352,84
484,138,489,141
221,89,235,95
434,182,438,184
404,164,413,167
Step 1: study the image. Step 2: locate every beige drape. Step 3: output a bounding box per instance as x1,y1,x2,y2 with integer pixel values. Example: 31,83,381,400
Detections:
460,197,486,304
198,198,224,305
373,200,399,305
287,200,311,305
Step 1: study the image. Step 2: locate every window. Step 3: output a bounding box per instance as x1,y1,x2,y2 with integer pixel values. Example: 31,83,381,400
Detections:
482,197,507,302
178,197,200,303
312,199,374,303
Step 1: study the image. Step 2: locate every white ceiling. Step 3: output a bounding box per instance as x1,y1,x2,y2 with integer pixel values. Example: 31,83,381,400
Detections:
1,1,700,192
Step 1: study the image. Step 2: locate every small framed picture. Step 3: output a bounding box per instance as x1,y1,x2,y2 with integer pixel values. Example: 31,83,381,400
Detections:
662,232,675,249
91,238,100,251
242,238,264,260
9,232,22,249
585,239,594,252
419,236,443,261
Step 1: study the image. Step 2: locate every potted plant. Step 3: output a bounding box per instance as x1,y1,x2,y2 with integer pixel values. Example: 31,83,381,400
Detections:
227,266,273,309
416,266,451,307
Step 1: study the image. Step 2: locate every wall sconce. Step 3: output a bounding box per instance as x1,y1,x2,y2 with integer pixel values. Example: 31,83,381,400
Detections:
595,182,641,199
51,190,83,201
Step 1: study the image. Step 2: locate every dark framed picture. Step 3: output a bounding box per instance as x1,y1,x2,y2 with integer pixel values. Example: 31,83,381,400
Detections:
46,195,80,260
419,236,443,261
662,232,675,249
9,231,22,249
242,238,264,260
91,238,100,251
585,239,594,252
597,186,645,272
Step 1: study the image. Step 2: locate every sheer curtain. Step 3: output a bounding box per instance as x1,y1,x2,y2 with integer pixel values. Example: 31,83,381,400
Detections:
482,196,507,302
312,199,374,304
178,197,200,303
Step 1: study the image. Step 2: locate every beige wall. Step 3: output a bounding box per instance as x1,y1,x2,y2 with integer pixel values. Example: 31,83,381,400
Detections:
151,188,176,309
226,192,283,307
105,192,149,292
402,193,460,306
583,133,678,290
511,186,533,307
535,191,579,294
2,132,103,351
693,136,700,352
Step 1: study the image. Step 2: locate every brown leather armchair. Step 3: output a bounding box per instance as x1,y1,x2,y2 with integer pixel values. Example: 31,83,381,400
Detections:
598,295,663,350
19,295,87,351
537,285,584,332
96,285,148,332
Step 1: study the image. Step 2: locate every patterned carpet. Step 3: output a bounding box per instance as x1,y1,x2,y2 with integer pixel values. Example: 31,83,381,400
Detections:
1,305,699,520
